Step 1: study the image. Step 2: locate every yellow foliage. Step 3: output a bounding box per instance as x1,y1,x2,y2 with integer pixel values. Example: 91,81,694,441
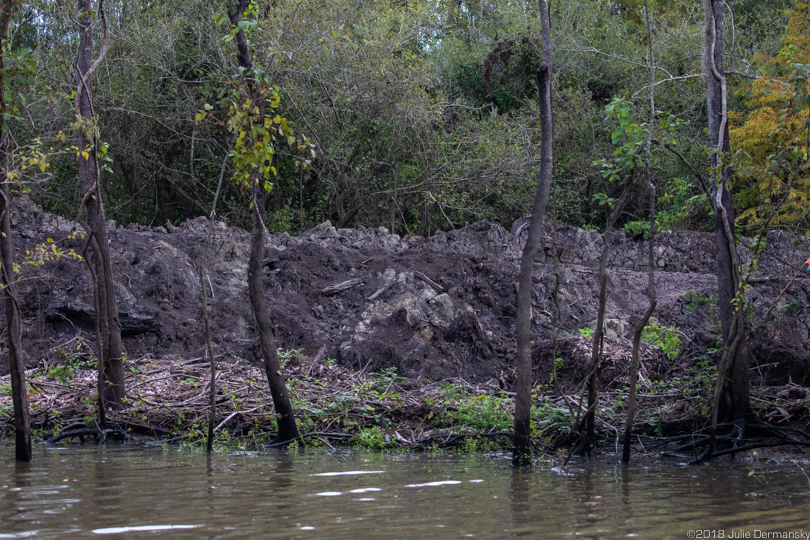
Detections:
20,231,84,270
730,0,810,230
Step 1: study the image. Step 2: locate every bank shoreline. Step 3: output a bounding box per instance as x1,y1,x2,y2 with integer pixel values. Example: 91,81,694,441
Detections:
2,350,809,462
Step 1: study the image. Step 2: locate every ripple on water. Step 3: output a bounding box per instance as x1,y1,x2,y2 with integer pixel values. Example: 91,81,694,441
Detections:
92,525,200,534
311,470,385,477
2,446,809,539
405,480,462,488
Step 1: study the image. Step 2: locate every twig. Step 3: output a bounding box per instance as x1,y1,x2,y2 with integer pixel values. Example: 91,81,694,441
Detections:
415,271,444,292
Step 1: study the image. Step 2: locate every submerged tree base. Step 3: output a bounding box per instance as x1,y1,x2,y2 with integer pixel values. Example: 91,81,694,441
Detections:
1,348,808,460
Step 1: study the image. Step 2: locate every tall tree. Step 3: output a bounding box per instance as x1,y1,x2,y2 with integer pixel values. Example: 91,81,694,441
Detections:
701,0,754,459
226,0,298,444
622,0,657,464
581,176,631,451
0,0,31,462
74,0,126,411
513,0,554,466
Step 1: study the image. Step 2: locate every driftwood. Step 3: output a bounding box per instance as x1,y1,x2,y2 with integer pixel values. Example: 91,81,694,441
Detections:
321,278,363,296
415,271,444,292
46,426,128,444
367,278,396,301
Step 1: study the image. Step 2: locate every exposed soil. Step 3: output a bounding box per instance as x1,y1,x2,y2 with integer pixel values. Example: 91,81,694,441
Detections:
7,197,810,387
2,197,810,453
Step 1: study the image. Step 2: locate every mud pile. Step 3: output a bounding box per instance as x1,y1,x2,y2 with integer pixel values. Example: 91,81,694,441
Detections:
6,197,810,387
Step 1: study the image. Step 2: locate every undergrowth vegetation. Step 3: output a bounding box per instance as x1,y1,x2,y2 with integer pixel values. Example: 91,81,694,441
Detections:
0,342,741,453
2,337,808,455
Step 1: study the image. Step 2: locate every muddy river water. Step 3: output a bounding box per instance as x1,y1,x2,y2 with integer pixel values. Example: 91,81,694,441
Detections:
1,445,809,538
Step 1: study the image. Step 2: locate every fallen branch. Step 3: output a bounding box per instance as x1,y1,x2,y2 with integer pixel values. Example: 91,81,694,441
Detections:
367,278,396,301
415,271,444,292
322,278,364,296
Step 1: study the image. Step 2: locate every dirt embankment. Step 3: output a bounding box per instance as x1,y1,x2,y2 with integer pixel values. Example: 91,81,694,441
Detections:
5,197,810,391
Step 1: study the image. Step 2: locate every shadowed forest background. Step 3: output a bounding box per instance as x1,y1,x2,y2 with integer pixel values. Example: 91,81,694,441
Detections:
7,0,808,238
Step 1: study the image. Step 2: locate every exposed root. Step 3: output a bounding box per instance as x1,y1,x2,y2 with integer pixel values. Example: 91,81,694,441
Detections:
688,417,810,464
46,425,128,444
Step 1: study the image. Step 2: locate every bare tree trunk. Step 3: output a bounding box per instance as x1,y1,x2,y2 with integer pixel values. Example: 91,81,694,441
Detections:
622,0,658,464
0,0,30,462
201,135,234,453
201,258,216,452
228,0,299,444
249,182,299,443
75,0,125,410
581,187,631,453
701,0,754,459
0,192,29,461
513,0,553,466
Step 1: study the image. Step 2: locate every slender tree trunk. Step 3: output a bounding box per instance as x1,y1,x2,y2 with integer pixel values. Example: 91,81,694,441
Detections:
0,0,30,462
703,0,754,456
622,0,658,464
249,183,299,443
582,186,631,452
513,0,553,466
622,198,656,463
0,193,29,462
228,0,298,444
201,135,234,453
76,0,125,410
202,246,216,454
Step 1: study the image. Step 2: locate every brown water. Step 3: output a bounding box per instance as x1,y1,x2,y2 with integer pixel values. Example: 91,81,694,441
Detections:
0,445,809,538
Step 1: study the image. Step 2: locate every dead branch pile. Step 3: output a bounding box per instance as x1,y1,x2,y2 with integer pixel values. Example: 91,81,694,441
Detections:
0,355,513,448
1,353,807,454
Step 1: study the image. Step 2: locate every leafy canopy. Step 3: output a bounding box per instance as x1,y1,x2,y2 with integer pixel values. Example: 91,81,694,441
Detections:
730,1,810,232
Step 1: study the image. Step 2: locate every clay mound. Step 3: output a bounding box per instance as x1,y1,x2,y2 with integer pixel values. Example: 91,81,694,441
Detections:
4,196,810,386
264,235,516,382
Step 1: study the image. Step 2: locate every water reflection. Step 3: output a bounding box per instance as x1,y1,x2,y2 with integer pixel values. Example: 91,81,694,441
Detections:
0,446,808,538
507,468,532,537
620,462,631,507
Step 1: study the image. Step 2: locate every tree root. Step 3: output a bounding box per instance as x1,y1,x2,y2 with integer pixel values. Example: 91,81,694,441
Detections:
569,433,599,460
701,440,810,460
685,417,810,464
46,425,129,445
